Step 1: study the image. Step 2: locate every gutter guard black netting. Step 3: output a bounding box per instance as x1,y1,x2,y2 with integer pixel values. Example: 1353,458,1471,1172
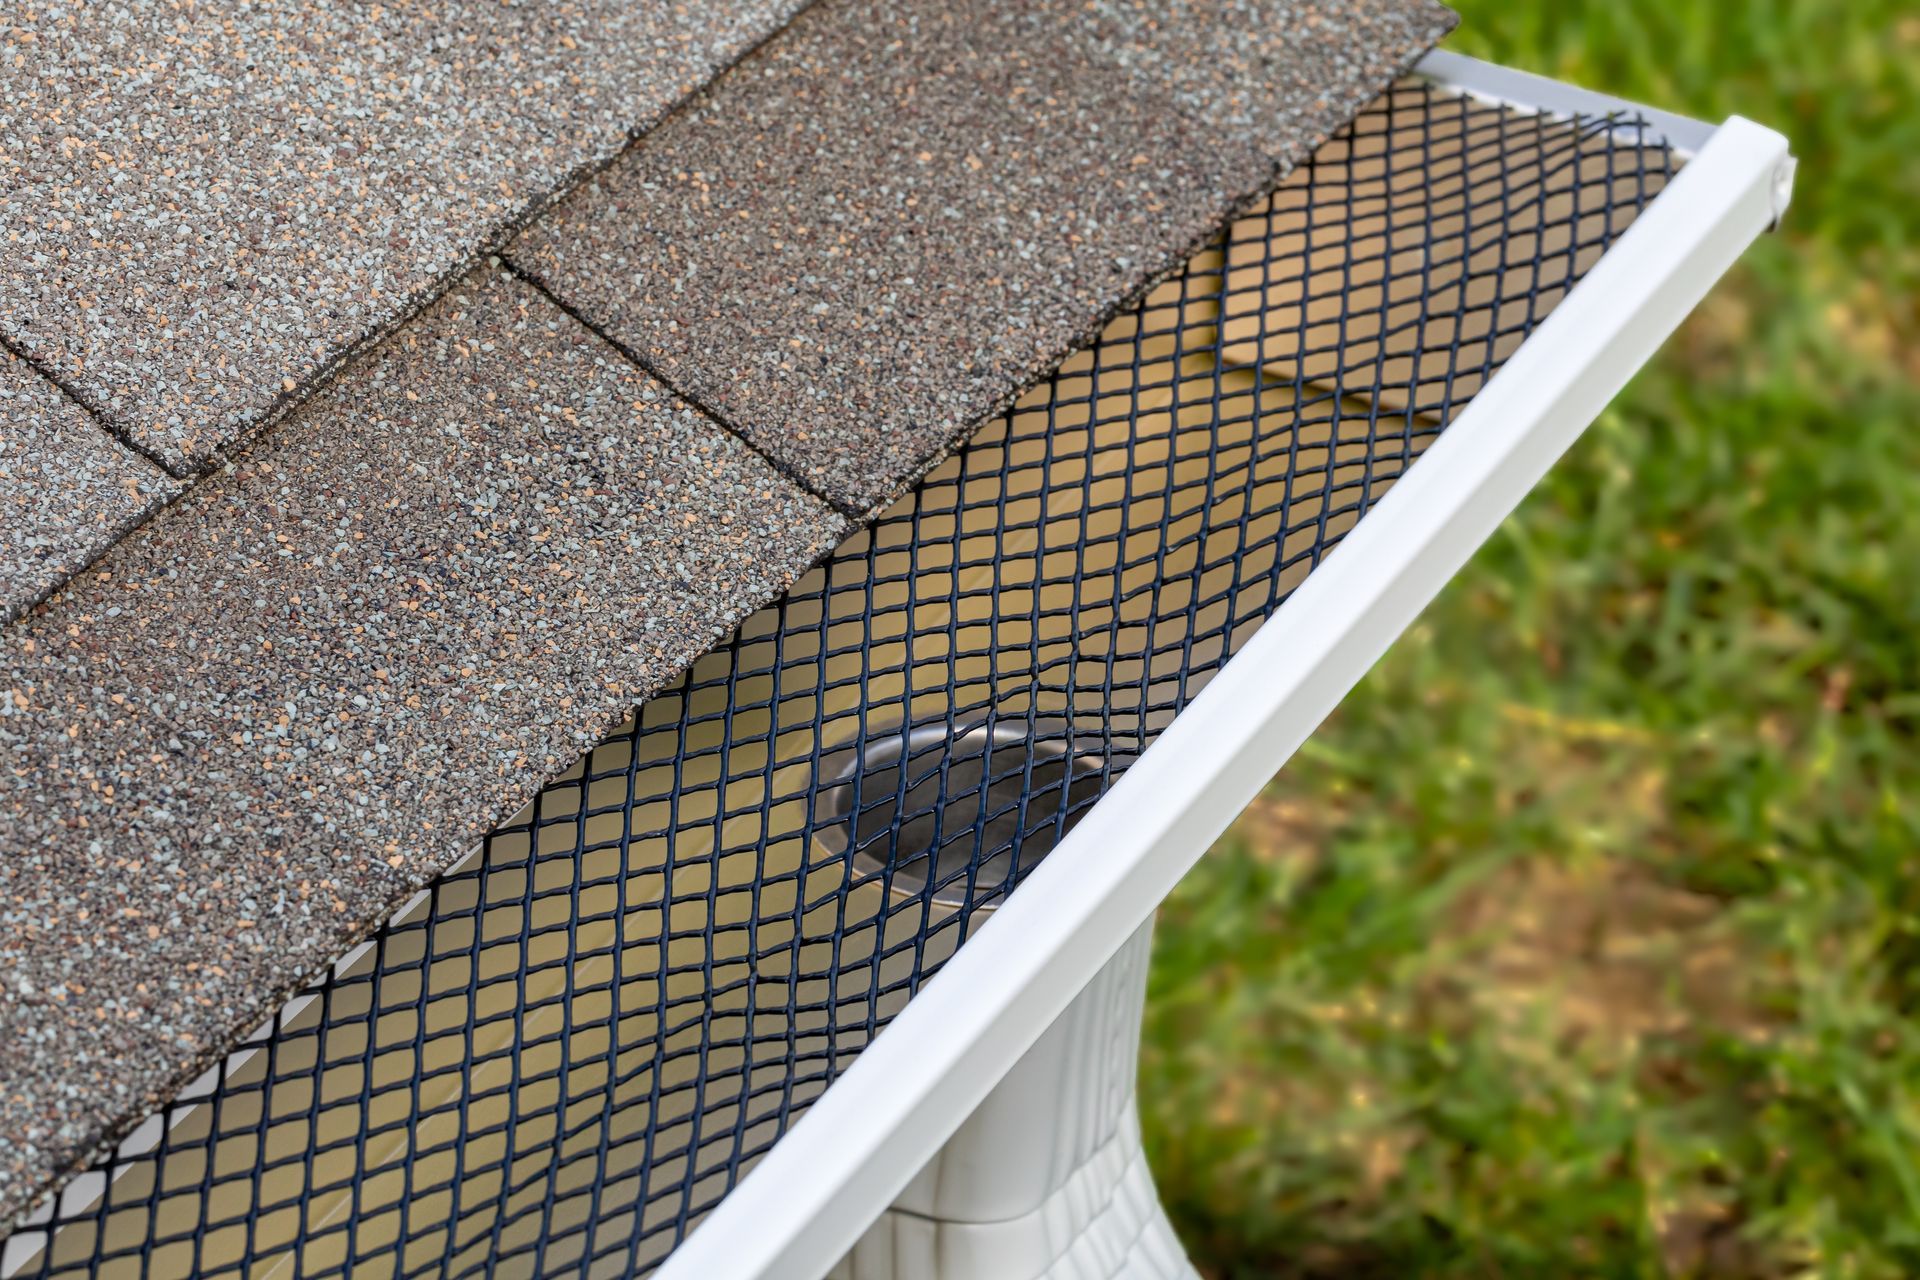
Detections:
4,83,1678,1280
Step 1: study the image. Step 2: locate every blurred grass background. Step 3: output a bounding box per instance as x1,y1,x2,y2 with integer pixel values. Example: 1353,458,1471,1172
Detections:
1139,2,1920,1275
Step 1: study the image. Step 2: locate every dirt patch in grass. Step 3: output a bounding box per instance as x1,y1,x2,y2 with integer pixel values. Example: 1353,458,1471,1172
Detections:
1447,854,1759,1070
1444,853,1797,1278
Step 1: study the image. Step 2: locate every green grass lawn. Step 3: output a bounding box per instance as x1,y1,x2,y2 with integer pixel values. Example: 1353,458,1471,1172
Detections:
1140,3,1920,1275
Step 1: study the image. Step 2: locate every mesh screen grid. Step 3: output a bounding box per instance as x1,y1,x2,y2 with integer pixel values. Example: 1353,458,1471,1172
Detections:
2,82,1678,1280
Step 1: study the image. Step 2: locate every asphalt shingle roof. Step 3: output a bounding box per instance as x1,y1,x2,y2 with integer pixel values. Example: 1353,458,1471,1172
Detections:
511,0,1453,511
0,0,1455,1228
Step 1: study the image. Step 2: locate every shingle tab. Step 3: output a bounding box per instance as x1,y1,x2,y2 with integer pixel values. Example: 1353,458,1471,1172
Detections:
509,0,1456,511
0,0,810,475
0,269,846,1225
0,348,177,621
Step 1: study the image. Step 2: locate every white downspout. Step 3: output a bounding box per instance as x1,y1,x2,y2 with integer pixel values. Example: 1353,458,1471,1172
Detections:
828,921,1195,1280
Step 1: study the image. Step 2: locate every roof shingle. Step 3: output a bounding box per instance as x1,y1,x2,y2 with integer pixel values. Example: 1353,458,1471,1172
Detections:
509,0,1455,511
0,268,845,1223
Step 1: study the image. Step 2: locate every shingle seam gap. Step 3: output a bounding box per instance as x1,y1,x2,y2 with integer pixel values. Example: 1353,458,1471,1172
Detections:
0,497,174,630
0,333,181,626
500,259,866,522
498,152,1276,529
0,331,174,477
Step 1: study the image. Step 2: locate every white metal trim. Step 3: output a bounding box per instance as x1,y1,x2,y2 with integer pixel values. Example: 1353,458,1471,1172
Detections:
1413,49,1719,159
659,110,1792,1280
